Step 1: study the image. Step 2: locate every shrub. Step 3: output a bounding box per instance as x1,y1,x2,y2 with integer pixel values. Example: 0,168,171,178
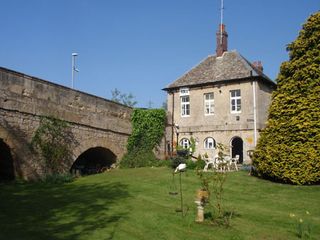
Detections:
196,159,206,170
186,159,197,170
170,156,186,169
186,159,206,170
253,12,320,185
120,149,158,168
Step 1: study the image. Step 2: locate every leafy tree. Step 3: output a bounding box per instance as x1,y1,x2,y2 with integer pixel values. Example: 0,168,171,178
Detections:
253,12,320,184
111,88,137,107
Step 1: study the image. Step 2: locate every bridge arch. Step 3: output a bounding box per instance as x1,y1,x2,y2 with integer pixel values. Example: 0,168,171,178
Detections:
70,147,117,175
0,122,40,181
0,139,15,181
71,137,123,175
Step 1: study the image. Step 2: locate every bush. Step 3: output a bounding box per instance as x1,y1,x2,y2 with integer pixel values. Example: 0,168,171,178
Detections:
186,159,197,169
186,159,206,170
120,149,159,168
170,156,186,169
196,159,206,170
253,12,320,185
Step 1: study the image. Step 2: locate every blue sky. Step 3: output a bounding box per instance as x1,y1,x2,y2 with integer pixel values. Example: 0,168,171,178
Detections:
1,1,319,108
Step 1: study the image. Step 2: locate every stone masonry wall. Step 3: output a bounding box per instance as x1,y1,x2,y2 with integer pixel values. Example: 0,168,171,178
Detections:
0,67,132,180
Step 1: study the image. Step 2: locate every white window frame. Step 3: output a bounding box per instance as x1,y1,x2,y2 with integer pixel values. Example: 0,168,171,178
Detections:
230,89,241,113
204,92,214,115
204,137,215,149
179,87,189,96
180,138,190,149
181,95,190,117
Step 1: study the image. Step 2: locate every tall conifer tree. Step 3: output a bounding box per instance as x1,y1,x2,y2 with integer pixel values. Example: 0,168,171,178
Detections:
253,12,320,184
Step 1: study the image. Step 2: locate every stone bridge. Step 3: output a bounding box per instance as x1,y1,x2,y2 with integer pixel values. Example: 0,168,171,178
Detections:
0,67,132,180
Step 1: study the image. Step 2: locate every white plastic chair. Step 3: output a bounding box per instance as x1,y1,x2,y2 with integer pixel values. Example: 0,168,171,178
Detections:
230,155,239,171
203,158,215,171
222,156,231,172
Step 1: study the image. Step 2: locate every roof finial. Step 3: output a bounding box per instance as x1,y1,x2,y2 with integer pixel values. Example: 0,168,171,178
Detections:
220,0,224,44
216,0,228,57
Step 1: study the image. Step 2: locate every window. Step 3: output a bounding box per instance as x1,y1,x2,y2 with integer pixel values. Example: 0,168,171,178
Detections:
180,87,189,96
180,138,190,149
204,137,216,149
204,93,214,115
181,96,190,116
230,89,241,113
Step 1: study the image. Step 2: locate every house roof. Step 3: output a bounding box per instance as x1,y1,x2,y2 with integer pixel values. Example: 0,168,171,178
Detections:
163,51,276,91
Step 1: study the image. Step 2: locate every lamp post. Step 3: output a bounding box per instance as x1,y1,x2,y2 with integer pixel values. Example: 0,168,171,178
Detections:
71,53,79,89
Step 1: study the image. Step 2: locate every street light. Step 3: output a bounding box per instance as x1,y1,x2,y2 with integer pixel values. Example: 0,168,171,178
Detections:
71,53,79,89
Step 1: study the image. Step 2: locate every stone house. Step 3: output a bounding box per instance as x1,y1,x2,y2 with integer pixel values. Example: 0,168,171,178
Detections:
163,24,276,164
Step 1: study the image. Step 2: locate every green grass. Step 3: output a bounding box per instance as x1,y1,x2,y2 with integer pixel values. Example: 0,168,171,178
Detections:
0,168,319,240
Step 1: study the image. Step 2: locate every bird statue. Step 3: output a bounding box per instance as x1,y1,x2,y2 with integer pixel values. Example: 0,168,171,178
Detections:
174,163,187,173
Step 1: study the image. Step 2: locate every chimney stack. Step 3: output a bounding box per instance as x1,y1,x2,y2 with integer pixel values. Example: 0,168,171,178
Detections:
252,61,264,72
216,24,228,57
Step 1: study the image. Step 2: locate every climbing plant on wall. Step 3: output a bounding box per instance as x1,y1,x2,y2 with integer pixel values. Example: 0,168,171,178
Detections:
253,12,320,185
127,108,166,152
121,108,166,168
31,116,76,175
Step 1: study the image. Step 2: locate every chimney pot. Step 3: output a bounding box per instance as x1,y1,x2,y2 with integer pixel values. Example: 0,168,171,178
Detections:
252,61,264,72
216,24,228,57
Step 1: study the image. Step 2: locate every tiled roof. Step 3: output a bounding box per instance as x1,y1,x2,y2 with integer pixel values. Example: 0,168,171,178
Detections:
163,51,275,90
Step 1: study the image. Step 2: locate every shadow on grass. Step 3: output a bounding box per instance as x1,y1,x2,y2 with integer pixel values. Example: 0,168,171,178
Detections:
0,179,130,240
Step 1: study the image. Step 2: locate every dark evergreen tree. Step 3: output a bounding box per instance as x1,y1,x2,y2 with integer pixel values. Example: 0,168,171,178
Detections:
253,12,320,184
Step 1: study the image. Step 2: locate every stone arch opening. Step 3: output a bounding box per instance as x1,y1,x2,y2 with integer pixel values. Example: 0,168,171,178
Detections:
0,139,15,181
231,137,243,164
70,147,116,175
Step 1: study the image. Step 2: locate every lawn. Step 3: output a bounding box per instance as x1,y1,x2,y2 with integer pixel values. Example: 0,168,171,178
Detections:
0,167,319,240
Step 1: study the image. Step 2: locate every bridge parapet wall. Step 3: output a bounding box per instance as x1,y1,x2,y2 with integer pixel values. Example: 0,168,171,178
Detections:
0,67,132,135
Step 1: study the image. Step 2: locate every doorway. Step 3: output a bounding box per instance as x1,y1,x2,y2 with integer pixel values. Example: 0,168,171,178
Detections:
231,137,243,164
